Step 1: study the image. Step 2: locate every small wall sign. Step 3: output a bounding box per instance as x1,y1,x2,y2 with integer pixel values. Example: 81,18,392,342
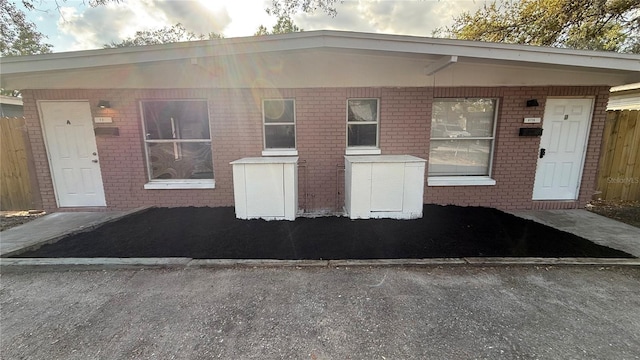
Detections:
94,117,113,124
524,117,541,124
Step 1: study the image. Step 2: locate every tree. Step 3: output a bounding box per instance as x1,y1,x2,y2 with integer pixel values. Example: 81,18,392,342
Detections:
255,14,303,36
0,0,53,56
267,0,339,18
20,0,118,11
104,23,222,48
437,0,640,53
2,0,116,56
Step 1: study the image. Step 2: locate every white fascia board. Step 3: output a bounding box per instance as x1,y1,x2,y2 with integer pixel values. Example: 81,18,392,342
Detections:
1,30,639,75
0,95,23,106
611,82,640,93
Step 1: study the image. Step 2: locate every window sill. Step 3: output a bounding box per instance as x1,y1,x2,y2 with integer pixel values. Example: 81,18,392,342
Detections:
144,179,215,190
261,149,298,156
345,148,381,155
427,176,496,187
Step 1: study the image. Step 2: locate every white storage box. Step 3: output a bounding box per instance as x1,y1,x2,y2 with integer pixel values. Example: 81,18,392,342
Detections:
231,157,298,221
345,155,426,219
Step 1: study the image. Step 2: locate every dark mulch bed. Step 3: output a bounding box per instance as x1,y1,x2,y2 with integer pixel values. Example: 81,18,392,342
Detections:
0,210,46,232
587,200,640,228
12,205,634,259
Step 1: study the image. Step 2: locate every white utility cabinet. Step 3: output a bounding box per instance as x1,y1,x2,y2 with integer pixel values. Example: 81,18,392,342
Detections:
231,157,298,221
344,155,426,219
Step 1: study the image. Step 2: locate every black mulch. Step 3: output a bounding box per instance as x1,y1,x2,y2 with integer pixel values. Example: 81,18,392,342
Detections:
12,205,634,259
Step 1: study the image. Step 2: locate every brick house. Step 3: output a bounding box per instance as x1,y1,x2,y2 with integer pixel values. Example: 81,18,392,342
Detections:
1,31,639,218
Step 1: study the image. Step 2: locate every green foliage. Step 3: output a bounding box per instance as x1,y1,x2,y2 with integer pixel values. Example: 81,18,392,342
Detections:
0,89,21,96
0,0,53,56
2,0,121,56
438,0,640,53
255,25,270,36
20,0,121,10
267,0,339,17
104,23,222,48
255,14,303,35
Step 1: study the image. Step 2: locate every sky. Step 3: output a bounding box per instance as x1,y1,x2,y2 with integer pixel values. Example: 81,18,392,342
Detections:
19,0,489,53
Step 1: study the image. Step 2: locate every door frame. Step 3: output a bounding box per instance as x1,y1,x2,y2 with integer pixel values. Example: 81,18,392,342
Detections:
533,96,595,200
37,100,106,207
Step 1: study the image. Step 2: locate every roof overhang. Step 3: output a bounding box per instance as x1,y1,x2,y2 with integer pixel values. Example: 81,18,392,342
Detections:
1,30,639,89
611,82,640,93
608,82,640,110
0,95,23,106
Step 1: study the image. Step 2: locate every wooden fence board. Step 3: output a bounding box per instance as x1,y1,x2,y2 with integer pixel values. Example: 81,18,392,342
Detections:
597,112,616,197
597,110,640,200
628,111,640,200
0,117,34,210
610,111,629,200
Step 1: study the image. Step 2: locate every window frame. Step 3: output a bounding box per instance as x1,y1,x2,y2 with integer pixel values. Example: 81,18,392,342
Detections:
262,99,298,156
139,99,215,189
346,98,381,155
427,98,499,186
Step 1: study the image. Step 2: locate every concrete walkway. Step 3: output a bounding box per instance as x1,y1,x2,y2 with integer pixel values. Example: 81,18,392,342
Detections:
0,207,149,257
509,209,640,258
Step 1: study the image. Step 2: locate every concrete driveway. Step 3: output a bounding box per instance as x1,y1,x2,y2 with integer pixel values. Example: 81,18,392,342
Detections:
1,265,639,359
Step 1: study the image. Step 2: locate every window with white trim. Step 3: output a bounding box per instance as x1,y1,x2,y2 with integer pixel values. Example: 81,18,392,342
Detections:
428,98,498,178
347,99,379,148
263,99,296,151
141,100,214,188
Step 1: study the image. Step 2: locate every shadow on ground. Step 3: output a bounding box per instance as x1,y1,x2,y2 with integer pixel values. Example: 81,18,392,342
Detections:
12,205,634,259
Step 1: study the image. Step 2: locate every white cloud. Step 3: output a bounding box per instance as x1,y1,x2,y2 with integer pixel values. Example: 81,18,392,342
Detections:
47,0,490,52
57,4,147,50
224,0,274,37
56,0,235,50
296,0,486,36
56,6,102,51
144,0,232,36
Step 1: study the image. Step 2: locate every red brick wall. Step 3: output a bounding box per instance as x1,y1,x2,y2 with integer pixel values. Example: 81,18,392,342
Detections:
21,86,609,212
426,86,609,210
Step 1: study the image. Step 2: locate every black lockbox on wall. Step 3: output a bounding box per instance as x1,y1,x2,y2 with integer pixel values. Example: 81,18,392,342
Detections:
519,127,543,137
94,127,120,136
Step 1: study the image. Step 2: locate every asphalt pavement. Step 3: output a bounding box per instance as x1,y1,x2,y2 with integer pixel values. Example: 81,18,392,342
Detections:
1,265,639,359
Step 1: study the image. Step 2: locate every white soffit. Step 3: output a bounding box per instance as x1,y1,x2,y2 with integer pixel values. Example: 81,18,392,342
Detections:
1,30,638,87
424,56,458,75
2,49,634,88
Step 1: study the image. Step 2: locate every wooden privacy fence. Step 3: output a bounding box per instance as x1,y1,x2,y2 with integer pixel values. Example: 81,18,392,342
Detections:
596,110,640,201
0,117,35,210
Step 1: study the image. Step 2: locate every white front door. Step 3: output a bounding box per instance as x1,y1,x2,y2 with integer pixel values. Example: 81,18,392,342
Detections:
39,101,106,207
532,98,593,200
